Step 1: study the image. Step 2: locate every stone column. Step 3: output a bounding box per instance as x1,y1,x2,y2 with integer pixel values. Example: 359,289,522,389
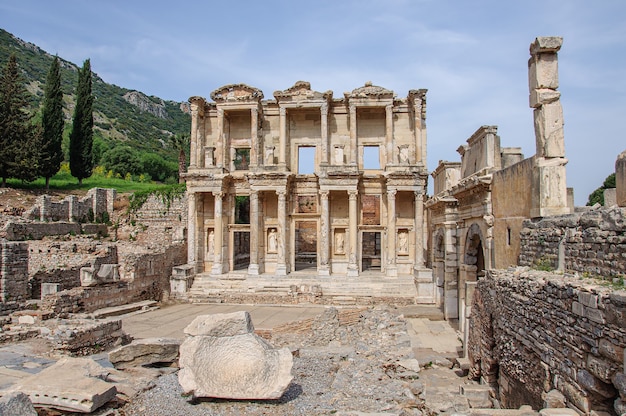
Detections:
216,108,225,169
319,190,330,276
276,190,288,275
385,104,394,165
279,107,287,169
443,222,458,319
211,192,224,275
320,103,329,165
617,150,626,207
386,189,397,277
190,105,198,167
347,190,359,277
248,191,260,275
349,104,357,165
414,190,425,269
250,107,258,168
187,191,197,269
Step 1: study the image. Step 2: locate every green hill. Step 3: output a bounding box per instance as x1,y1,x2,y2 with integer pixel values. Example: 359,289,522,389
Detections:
0,28,190,164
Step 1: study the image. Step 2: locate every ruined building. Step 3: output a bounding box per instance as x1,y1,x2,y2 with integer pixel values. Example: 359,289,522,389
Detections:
183,81,434,302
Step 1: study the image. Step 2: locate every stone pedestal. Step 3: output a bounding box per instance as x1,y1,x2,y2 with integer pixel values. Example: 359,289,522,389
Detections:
170,264,195,297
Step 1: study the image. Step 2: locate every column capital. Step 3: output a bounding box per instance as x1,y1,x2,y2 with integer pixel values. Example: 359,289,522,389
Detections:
279,106,287,116
276,189,287,197
212,191,224,199
414,190,425,198
348,190,358,200
319,189,329,199
387,188,397,198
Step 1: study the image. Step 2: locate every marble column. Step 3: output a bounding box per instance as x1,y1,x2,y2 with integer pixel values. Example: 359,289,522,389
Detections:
187,191,197,269
347,190,359,277
248,191,259,275
319,190,330,276
211,192,224,275
349,104,357,165
276,190,288,275
278,107,287,169
386,189,397,277
414,190,425,269
250,107,258,168
216,108,225,168
385,104,394,166
189,106,198,167
320,102,329,165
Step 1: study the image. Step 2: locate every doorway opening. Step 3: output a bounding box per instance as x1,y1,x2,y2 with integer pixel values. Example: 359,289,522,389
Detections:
361,232,381,271
294,221,317,271
233,231,250,270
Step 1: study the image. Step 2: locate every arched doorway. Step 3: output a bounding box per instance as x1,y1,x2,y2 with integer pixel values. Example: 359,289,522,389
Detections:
464,223,485,279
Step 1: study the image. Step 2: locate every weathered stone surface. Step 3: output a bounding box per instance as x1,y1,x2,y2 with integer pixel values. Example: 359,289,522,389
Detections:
613,372,626,399
0,392,37,416
178,312,293,400
109,337,181,369
184,311,254,337
539,409,579,415
615,397,626,415
10,357,117,413
543,389,566,408
617,149,626,207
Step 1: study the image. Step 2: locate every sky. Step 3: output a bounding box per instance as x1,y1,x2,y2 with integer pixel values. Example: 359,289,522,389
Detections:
1,0,625,205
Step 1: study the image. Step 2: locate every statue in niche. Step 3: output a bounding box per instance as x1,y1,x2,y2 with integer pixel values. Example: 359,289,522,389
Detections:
268,228,278,253
265,146,275,165
334,145,344,165
207,229,214,255
398,230,408,254
205,147,215,166
398,145,409,164
335,231,345,254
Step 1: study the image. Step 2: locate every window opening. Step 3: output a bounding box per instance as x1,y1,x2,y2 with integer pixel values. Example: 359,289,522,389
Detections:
298,146,316,174
363,145,380,169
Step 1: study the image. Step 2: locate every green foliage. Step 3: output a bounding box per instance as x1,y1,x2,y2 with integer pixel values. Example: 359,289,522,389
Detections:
587,173,616,206
69,59,94,184
533,257,555,272
40,56,64,187
101,146,143,177
140,152,177,182
128,183,186,213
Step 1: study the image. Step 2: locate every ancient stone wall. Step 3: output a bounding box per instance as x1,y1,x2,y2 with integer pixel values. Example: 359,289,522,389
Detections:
4,221,108,241
617,150,626,208
519,206,626,277
24,188,115,222
0,240,29,302
468,269,625,414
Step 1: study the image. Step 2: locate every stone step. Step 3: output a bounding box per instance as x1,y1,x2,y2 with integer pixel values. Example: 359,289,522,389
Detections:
89,300,158,319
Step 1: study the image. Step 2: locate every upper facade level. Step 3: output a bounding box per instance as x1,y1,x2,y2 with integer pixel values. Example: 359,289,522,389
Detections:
187,81,428,179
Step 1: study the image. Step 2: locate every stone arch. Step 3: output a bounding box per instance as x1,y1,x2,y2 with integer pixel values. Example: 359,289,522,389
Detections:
464,223,485,279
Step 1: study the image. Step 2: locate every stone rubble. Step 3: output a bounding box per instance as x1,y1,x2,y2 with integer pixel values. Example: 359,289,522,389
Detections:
108,337,180,370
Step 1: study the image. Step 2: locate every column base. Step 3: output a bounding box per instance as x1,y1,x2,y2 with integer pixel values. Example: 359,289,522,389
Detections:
211,263,224,276
318,266,330,276
386,266,398,278
247,264,260,276
276,264,288,276
347,267,359,277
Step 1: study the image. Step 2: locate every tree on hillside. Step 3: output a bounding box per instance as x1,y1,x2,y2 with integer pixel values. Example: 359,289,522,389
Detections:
40,56,65,190
69,59,94,185
587,173,616,206
169,133,189,183
0,54,40,186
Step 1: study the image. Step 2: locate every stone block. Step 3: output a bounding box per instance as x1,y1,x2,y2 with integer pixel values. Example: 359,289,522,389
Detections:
530,36,564,54
41,283,60,299
109,337,181,369
10,357,117,413
617,150,626,207
543,389,566,408
529,53,559,91
604,188,617,207
0,392,37,416
184,311,254,337
539,409,579,415
598,338,624,363
578,292,598,309
613,372,626,399
572,301,584,316
577,369,617,399
530,88,561,108
533,102,565,158
587,354,617,383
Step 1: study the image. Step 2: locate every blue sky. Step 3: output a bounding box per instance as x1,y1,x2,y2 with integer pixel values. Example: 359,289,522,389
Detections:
1,0,625,205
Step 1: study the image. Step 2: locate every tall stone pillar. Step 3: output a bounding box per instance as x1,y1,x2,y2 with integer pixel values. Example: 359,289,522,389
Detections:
189,105,198,167
248,191,260,275
529,36,570,217
617,150,626,207
349,104,357,165
211,192,224,275
216,108,225,169
187,192,198,271
320,103,329,165
347,190,359,277
414,190,425,269
276,190,288,275
385,104,394,165
279,107,287,169
386,189,397,277
443,223,458,319
319,190,330,276
250,107,258,168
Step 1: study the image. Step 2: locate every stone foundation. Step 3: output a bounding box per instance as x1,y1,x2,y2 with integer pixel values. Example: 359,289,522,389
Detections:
1,240,29,302
468,269,625,414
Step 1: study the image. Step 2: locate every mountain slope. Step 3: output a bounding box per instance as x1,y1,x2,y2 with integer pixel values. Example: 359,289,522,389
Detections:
0,28,190,162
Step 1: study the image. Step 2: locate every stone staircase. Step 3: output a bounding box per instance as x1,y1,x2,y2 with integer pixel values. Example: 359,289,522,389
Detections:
188,271,424,306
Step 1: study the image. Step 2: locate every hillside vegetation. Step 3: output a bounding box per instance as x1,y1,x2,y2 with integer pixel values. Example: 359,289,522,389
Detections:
0,28,190,166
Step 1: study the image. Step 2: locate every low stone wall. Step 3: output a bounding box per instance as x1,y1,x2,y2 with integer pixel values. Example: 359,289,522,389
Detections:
1,240,29,302
4,222,108,241
519,206,626,277
24,188,116,222
468,268,626,414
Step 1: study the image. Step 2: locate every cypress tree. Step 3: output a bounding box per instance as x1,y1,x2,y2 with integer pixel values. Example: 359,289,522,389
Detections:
40,56,65,190
69,59,94,185
0,54,38,186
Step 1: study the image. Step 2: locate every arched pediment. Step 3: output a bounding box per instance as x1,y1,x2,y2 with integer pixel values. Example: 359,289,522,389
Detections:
273,81,332,102
210,83,264,103
345,81,394,99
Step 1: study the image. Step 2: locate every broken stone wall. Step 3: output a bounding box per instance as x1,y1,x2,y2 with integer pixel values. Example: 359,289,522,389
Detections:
24,188,116,222
4,221,108,241
0,239,29,302
468,269,625,414
519,206,626,277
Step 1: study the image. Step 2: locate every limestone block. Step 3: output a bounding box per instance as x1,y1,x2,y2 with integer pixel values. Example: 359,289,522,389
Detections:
577,369,617,399
108,337,181,369
11,357,117,413
0,392,37,416
529,53,559,91
533,102,565,158
612,372,626,399
531,36,564,54
616,150,626,207
531,159,569,218
539,409,579,415
530,88,561,108
604,188,617,207
178,311,293,400
41,282,60,299
543,389,566,408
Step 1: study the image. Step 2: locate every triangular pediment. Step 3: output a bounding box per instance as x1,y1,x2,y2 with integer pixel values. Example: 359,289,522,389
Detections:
210,84,264,103
273,81,332,102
